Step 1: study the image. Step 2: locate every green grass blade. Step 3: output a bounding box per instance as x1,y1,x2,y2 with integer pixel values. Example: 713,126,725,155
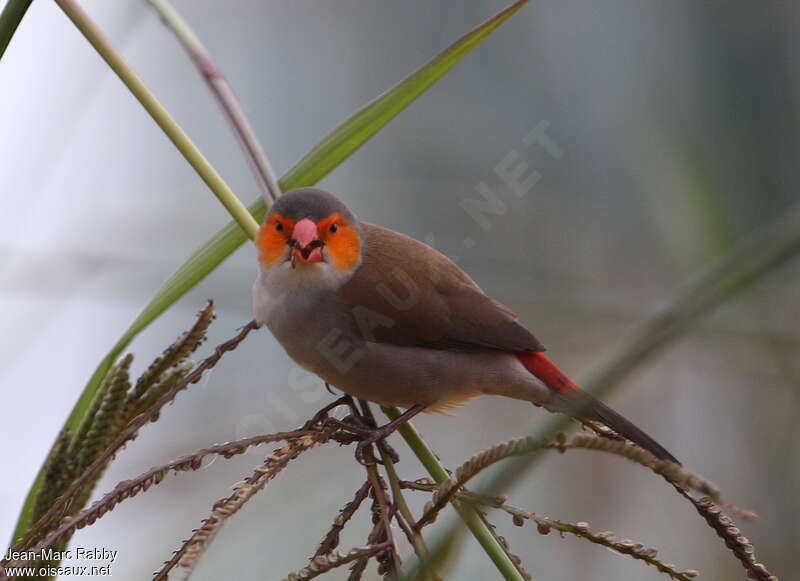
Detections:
0,0,32,60
13,0,531,541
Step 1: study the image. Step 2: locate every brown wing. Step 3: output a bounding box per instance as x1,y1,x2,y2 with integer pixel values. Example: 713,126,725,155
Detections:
337,223,545,353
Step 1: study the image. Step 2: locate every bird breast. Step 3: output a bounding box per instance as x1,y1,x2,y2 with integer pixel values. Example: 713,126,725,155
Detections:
252,261,355,371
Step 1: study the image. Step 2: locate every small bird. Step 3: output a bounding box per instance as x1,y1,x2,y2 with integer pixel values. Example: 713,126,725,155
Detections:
253,188,677,464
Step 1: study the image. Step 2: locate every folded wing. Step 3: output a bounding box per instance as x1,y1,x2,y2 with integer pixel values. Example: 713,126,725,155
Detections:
338,223,544,353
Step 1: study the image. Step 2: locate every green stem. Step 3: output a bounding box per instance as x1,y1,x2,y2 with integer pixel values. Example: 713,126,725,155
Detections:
382,407,524,581
0,0,32,60
54,0,259,239
380,454,421,541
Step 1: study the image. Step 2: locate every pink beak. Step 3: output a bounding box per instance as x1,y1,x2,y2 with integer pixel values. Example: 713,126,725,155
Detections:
290,217,324,263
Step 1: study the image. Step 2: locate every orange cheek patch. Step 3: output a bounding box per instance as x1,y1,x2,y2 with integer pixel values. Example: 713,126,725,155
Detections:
318,214,361,272
257,214,294,267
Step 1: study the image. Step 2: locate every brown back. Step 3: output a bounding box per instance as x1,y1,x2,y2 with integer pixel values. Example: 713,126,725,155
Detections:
337,223,545,353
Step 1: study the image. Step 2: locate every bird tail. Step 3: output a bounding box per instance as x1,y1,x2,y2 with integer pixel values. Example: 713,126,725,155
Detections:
516,352,679,464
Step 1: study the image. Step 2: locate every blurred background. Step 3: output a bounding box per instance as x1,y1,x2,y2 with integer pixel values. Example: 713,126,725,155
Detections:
1,0,798,579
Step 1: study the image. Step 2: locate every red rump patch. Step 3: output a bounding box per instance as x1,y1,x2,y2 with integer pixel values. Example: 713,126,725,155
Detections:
516,352,580,394
517,352,680,464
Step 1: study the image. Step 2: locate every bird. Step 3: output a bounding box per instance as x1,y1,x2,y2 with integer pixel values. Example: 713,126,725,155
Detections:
252,187,678,465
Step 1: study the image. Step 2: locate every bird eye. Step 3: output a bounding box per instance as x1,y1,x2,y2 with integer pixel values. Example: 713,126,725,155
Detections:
275,221,284,232
330,223,339,234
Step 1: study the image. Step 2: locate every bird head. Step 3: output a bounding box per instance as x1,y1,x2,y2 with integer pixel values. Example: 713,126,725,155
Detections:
256,188,363,275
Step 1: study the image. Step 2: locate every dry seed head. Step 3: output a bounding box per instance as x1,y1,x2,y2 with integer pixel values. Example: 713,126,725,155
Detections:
537,522,551,535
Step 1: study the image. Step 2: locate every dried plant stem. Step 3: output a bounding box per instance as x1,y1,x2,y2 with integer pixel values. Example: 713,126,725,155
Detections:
351,517,394,581
3,430,318,570
363,449,401,577
146,0,281,203
393,510,428,572
494,503,694,580
358,400,429,569
475,512,532,581
285,542,392,581
400,480,506,510
414,433,775,581
673,487,777,581
127,302,214,405
347,556,369,581
402,480,697,580
155,431,329,580
416,434,722,529
313,481,371,559
7,320,259,558
381,407,525,581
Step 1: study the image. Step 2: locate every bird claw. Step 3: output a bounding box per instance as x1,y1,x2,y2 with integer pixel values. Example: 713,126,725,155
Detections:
303,396,351,429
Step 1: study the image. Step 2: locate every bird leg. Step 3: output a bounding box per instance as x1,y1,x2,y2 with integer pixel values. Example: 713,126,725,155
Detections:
354,401,426,466
355,400,400,464
313,397,376,439
303,395,352,429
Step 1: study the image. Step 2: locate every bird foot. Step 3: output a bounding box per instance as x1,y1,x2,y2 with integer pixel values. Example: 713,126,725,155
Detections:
303,396,352,429
352,404,425,466
314,414,396,464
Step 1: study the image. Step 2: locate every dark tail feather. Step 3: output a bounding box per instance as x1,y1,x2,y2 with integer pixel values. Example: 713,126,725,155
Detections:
582,395,680,464
516,352,679,464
